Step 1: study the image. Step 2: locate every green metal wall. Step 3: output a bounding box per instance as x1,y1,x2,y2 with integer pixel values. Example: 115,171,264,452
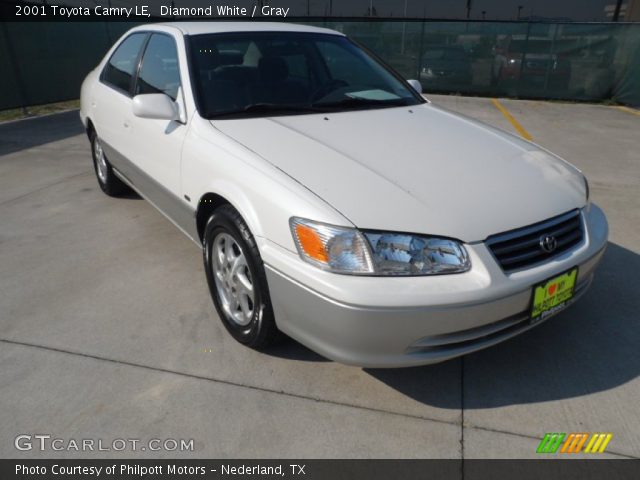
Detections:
316,21,640,106
1,20,639,110
0,22,133,110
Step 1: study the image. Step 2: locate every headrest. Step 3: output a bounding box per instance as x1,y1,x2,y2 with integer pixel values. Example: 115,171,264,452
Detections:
258,56,288,84
219,51,244,66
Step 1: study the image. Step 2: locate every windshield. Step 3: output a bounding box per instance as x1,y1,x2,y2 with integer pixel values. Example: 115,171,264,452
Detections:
188,32,423,118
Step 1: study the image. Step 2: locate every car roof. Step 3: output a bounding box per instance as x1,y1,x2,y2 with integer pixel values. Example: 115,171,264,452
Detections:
156,21,344,37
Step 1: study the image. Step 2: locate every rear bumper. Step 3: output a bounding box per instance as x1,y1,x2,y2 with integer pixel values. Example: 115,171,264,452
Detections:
263,205,608,368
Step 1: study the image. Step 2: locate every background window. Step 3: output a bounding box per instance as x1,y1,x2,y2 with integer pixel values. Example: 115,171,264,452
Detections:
136,34,180,100
102,33,146,93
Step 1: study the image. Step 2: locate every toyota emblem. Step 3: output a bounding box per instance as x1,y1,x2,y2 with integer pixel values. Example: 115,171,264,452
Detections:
539,235,558,253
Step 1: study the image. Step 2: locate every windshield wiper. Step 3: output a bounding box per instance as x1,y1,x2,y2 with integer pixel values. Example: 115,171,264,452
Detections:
211,103,325,118
312,97,409,110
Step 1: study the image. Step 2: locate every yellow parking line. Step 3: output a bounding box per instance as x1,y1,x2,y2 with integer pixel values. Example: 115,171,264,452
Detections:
617,106,640,116
491,98,533,141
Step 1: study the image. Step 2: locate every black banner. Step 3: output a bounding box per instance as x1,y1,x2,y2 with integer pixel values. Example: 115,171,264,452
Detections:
2,460,640,480
3,0,384,23
2,0,626,23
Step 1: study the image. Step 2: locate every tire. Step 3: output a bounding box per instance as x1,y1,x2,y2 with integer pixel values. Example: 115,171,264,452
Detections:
203,204,280,349
90,129,130,197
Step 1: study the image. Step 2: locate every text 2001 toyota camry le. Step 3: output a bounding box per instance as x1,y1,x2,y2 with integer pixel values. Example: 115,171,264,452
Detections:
80,22,608,367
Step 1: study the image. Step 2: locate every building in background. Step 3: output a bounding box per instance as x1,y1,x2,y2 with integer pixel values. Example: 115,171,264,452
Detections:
295,0,639,21
626,0,640,20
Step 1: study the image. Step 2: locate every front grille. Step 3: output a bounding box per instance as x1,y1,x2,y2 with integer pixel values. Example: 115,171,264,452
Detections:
486,209,584,272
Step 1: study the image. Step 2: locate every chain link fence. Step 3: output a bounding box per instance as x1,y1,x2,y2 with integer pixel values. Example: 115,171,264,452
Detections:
1,20,639,111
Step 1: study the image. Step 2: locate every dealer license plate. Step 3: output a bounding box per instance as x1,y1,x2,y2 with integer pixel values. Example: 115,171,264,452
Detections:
530,267,578,322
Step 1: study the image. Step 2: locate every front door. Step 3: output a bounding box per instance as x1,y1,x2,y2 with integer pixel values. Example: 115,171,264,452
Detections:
127,32,194,238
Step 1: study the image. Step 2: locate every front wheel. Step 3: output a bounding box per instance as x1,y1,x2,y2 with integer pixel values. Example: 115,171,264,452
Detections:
203,205,280,349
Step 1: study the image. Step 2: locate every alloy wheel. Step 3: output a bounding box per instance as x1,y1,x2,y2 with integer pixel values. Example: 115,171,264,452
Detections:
211,232,255,326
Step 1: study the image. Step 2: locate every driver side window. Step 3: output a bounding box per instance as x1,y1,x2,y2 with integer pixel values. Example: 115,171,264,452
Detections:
135,33,181,101
101,33,147,94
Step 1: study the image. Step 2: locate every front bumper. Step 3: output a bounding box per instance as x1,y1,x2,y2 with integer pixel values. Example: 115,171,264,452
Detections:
262,204,608,368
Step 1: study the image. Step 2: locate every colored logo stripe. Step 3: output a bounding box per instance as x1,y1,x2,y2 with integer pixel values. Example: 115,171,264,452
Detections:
537,433,565,453
537,433,613,454
560,433,589,453
584,433,613,453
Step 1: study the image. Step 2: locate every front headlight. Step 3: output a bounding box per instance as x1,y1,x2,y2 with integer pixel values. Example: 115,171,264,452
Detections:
290,218,470,276
364,232,470,275
290,218,374,274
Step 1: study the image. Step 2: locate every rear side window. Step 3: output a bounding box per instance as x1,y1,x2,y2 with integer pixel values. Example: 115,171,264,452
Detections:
136,34,181,100
101,33,147,94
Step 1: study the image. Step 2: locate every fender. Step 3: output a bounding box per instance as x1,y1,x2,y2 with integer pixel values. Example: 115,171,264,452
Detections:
182,116,353,253
195,179,265,241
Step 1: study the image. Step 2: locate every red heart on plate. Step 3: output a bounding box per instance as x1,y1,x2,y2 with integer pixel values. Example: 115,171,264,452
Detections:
548,284,557,296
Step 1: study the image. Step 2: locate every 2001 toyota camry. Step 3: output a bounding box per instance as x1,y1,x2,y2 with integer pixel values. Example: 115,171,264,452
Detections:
80,22,608,367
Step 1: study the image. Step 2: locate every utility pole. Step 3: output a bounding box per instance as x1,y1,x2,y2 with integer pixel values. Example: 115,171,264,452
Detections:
517,5,523,20
401,0,408,54
466,0,472,19
307,0,310,16
482,10,486,20
612,0,623,21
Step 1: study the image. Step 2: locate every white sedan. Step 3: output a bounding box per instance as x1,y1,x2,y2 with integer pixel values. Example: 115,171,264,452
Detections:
80,22,608,367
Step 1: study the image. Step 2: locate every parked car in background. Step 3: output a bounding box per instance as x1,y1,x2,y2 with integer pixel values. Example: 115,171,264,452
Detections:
419,44,473,90
492,35,571,91
80,22,607,368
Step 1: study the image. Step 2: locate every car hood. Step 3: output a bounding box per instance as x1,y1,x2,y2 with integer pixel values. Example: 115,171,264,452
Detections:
212,104,585,242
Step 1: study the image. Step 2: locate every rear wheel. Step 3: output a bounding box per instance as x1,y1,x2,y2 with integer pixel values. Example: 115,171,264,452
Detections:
90,129,130,197
203,205,280,349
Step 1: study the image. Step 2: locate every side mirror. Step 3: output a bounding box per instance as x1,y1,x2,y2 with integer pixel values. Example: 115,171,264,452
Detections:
132,94,179,120
407,79,423,94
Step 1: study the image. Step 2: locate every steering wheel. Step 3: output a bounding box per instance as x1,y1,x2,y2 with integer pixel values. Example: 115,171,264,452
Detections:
310,79,349,102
